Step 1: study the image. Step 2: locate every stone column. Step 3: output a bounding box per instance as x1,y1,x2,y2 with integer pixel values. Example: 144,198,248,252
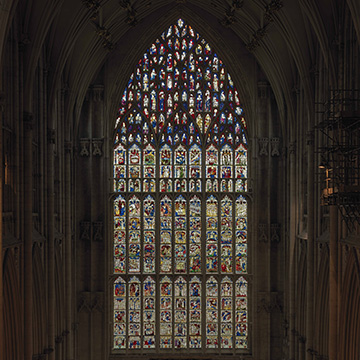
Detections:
65,141,74,360
289,142,296,360
23,112,33,360
329,205,338,360
47,128,56,359
306,130,315,360
255,81,271,359
0,90,4,357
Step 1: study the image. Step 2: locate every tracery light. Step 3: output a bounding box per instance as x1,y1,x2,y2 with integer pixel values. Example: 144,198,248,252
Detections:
113,18,248,352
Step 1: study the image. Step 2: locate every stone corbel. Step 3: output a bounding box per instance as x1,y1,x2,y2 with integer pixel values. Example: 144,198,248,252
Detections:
258,223,268,242
78,292,92,313
271,137,280,156
259,137,269,156
257,293,283,313
271,223,280,243
79,138,91,156
93,221,103,242
80,221,91,241
92,138,103,156
92,292,104,312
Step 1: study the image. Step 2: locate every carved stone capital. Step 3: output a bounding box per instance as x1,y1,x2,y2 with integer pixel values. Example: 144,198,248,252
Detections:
259,137,269,156
79,138,91,157
271,223,281,243
258,223,268,242
92,138,103,156
78,291,92,313
80,221,91,241
92,291,104,312
93,221,103,242
271,137,280,156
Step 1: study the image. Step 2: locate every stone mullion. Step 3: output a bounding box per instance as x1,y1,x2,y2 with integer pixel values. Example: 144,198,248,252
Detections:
0,78,4,357
289,142,297,360
23,112,33,360
47,127,56,360
329,205,338,360
306,130,315,360
254,81,271,360
65,141,74,360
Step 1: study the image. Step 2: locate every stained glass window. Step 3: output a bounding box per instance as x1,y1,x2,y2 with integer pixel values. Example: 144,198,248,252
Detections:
113,18,249,352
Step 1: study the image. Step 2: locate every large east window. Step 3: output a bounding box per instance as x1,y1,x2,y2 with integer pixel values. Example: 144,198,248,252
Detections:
112,18,248,352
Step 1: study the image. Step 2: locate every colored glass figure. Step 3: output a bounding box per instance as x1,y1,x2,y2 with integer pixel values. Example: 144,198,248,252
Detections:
143,196,155,273
114,196,126,273
175,196,187,273
160,276,173,348
206,196,218,273
235,277,248,348
174,277,187,348
189,196,201,272
206,277,218,348
221,196,233,273
128,277,141,348
189,277,201,348
160,196,172,273
113,17,249,351
143,276,156,348
236,196,247,274
174,144,187,181
189,144,201,181
114,277,126,349
221,277,233,348
128,196,141,273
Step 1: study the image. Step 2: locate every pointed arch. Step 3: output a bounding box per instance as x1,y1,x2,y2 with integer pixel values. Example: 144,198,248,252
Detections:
111,18,249,353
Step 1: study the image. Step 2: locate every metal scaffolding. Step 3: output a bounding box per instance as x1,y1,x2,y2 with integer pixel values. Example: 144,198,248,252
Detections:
316,89,360,229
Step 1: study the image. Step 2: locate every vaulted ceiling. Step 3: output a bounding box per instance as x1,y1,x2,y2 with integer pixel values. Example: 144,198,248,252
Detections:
1,0,359,137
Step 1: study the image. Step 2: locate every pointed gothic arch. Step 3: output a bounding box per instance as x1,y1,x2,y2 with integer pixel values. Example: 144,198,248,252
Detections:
111,18,249,353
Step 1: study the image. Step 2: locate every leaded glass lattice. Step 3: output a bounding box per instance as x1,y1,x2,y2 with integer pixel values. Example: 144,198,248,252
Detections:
113,18,248,352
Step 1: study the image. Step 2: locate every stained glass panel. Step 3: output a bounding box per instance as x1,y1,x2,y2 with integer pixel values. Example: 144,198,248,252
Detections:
113,17,249,352
128,277,141,348
175,196,187,273
189,276,201,348
160,196,172,273
114,277,126,349
206,196,218,273
206,276,218,348
114,196,126,273
160,276,172,348
174,277,187,348
143,276,156,348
